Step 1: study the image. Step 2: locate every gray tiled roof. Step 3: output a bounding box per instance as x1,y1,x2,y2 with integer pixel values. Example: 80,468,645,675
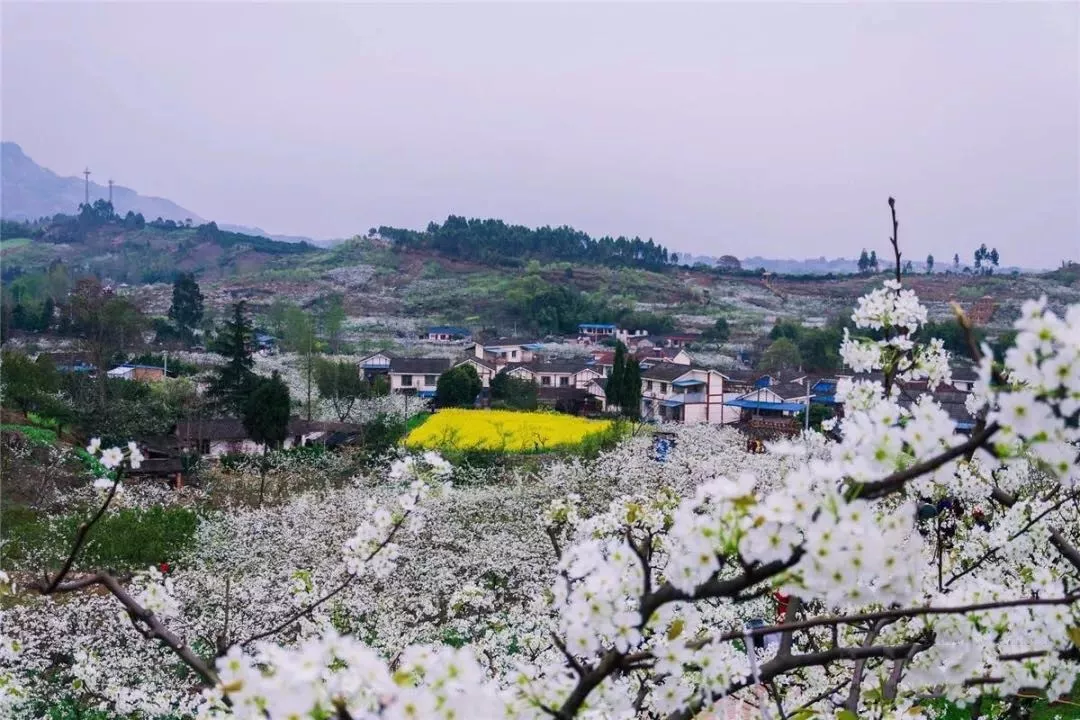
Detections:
389,357,452,374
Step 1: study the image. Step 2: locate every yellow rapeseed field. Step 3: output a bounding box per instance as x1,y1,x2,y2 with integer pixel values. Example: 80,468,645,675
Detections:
404,409,615,452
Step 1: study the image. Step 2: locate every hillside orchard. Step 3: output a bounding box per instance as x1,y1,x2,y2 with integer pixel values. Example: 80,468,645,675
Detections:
2,273,1079,720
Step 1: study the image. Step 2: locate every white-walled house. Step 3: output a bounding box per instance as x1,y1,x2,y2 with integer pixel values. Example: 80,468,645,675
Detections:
638,363,732,424
358,350,395,380
467,339,543,366
724,383,813,422
577,323,650,346
388,357,452,398
455,357,497,387
503,361,602,390
425,326,472,343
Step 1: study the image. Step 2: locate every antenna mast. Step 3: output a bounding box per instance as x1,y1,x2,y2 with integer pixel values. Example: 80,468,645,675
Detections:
83,168,91,206
108,179,114,205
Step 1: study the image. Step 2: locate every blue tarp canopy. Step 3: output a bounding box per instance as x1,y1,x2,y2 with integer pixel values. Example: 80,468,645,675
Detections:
672,378,704,387
417,390,437,398
579,323,616,330
726,399,807,412
811,395,838,405
661,399,685,407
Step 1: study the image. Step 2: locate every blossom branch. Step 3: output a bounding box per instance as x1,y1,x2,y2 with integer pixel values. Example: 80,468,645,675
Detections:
849,422,1000,501
241,507,411,647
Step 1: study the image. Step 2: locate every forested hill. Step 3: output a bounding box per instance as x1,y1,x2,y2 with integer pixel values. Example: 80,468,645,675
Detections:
377,215,677,269
1,201,316,284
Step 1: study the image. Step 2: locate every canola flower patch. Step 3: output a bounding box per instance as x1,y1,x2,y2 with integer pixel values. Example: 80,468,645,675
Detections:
403,409,614,452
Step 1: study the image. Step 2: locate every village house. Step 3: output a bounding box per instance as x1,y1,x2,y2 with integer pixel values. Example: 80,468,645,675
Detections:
388,357,452,398
106,364,170,382
587,347,692,377
638,363,731,424
503,360,602,390
577,323,651,346
454,356,497,387
655,333,702,349
425,326,472,343
467,339,543,366
174,418,353,459
357,350,395,381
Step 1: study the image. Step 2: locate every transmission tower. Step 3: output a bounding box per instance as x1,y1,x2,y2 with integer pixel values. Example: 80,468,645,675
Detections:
83,168,91,206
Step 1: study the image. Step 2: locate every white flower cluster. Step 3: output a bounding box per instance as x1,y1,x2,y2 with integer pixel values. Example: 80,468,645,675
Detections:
130,566,180,619
6,283,1079,720
342,452,453,577
202,635,516,720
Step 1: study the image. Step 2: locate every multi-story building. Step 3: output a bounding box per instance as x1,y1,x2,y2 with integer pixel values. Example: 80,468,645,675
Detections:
638,363,732,424
387,357,452,398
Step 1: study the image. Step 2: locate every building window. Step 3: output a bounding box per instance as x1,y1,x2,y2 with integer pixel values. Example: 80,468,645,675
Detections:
424,375,437,386
646,381,653,391
511,350,518,359
401,374,413,387
542,376,551,386
660,383,667,393
199,439,211,455
559,376,569,387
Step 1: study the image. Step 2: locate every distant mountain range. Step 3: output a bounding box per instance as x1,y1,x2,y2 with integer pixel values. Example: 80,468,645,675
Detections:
0,141,316,245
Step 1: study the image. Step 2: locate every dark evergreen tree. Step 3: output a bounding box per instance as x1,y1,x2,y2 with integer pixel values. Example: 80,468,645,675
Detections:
926,254,934,274
857,249,870,273
435,365,482,408
243,371,291,450
38,296,54,332
208,302,256,416
607,342,628,411
620,358,642,419
168,273,205,341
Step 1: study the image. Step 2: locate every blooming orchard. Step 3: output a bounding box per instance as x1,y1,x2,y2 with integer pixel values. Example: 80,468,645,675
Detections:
3,252,1079,718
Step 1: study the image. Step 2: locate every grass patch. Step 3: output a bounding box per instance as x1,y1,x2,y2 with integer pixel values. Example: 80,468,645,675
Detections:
0,237,31,251
405,412,432,433
0,423,58,446
404,408,618,453
1,505,200,571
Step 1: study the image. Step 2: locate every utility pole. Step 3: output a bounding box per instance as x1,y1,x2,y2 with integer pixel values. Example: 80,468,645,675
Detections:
108,179,114,205
804,377,811,432
83,168,91,206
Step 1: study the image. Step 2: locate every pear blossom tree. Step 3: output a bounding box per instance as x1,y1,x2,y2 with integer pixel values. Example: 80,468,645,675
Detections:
3,199,1079,719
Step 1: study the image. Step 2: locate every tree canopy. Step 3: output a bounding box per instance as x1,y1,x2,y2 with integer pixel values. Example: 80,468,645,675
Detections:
208,302,257,416
379,215,675,270
168,273,204,341
435,365,482,408
243,371,291,450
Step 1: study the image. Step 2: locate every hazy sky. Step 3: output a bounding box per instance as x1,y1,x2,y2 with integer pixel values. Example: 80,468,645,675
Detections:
3,2,1078,266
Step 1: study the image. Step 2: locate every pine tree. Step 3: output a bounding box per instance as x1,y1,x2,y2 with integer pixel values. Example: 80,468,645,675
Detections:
620,358,642,419
243,371,291,450
926,254,934,274
857,249,870,273
168,273,205,341
209,302,256,416
869,250,878,272
607,342,627,411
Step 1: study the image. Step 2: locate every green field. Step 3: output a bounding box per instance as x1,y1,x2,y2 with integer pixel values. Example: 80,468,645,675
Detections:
0,237,31,251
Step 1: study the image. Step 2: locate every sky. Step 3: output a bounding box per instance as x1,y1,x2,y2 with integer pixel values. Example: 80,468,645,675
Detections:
2,2,1077,267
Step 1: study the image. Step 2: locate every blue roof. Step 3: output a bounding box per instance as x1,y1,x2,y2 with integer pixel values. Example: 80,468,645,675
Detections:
417,390,437,398
661,399,685,407
811,395,838,405
116,364,166,371
579,323,617,330
726,399,808,412
428,326,470,335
